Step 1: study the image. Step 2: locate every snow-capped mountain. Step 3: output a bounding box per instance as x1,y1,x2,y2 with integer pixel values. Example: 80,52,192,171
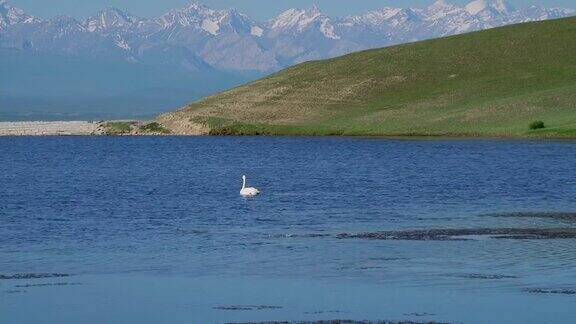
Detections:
269,5,338,38
466,0,512,15
85,7,140,33
1,0,574,72
0,0,39,29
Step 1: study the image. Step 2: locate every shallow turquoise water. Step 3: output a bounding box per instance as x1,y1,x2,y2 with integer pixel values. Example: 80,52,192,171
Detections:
1,137,576,323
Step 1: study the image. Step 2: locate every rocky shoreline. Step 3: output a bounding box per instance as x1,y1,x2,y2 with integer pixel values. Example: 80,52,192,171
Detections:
0,121,170,136
0,121,105,136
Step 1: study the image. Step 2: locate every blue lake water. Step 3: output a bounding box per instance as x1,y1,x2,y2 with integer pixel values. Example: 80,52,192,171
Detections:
1,136,576,323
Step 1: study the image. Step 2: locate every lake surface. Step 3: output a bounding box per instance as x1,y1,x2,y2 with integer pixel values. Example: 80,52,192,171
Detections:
1,137,576,323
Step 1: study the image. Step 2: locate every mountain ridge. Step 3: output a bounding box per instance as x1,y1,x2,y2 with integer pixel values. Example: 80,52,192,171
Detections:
1,0,574,73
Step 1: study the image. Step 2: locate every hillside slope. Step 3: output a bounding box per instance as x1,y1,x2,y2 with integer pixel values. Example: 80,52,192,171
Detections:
158,17,576,137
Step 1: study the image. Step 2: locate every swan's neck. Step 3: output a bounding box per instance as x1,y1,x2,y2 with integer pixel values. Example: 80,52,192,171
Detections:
242,177,246,190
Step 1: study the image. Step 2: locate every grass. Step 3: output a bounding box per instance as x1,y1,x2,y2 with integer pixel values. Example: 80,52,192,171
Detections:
139,122,171,134
158,17,576,138
104,122,133,135
102,121,171,135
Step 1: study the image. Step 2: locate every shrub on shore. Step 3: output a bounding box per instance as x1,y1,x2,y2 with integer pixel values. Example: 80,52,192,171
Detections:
104,122,133,134
139,122,170,134
529,121,545,130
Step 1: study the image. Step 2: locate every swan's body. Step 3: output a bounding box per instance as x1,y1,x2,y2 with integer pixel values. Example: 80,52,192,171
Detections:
240,175,260,197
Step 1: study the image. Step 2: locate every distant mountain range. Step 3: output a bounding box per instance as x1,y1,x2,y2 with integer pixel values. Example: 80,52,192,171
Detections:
0,0,574,119
1,0,573,72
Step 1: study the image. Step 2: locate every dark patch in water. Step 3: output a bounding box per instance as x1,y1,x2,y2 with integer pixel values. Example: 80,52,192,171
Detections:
15,282,82,288
214,305,283,311
0,273,70,280
227,320,452,324
525,288,576,295
237,242,270,247
336,228,576,241
448,274,519,280
256,218,280,223
487,212,576,222
414,217,463,221
176,229,209,235
404,313,436,317
304,234,333,238
304,310,348,315
274,233,332,239
5,289,26,294
368,257,409,262
34,217,70,222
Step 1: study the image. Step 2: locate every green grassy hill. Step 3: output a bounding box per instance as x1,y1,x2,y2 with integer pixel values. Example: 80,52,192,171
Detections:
158,17,576,137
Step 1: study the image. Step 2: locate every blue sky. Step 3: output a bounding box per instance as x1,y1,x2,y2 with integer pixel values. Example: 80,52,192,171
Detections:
10,0,576,20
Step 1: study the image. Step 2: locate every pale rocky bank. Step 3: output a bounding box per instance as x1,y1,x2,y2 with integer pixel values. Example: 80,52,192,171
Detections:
0,121,171,136
0,121,104,136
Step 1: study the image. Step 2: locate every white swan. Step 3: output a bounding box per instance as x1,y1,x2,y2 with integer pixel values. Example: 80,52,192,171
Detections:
240,175,260,197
